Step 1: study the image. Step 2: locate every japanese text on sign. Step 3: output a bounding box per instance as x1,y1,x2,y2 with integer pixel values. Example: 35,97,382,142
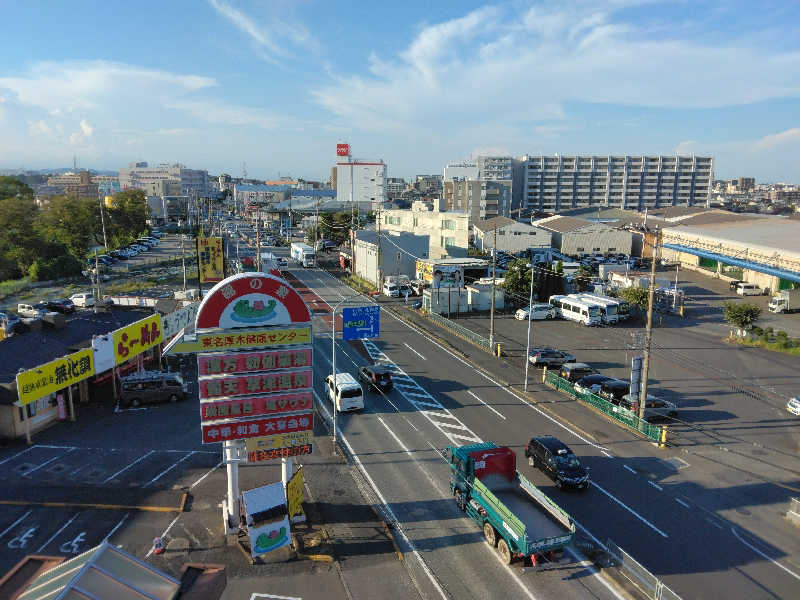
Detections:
286,466,305,518
112,314,162,365
199,369,312,399
16,348,95,406
198,236,224,283
200,391,312,421
197,327,310,351
249,445,312,461
201,411,313,444
198,348,311,376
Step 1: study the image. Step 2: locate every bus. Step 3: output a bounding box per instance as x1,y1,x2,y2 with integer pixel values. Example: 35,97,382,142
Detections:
570,293,623,324
549,295,602,326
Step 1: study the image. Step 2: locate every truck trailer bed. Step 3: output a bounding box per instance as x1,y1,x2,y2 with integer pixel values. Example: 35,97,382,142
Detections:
490,484,568,541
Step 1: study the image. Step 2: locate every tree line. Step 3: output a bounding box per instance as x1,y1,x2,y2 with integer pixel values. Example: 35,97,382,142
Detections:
0,176,149,281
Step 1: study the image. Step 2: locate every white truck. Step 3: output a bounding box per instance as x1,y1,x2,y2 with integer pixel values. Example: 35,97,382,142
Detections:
290,242,315,268
768,289,800,314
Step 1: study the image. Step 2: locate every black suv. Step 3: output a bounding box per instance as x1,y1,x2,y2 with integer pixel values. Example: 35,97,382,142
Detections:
358,365,393,393
525,435,589,490
598,379,631,404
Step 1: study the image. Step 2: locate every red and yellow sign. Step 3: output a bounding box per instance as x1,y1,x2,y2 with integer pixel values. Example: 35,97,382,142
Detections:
202,411,313,444
199,369,311,399
247,434,314,462
200,391,312,421
113,314,162,365
198,348,312,376
16,348,95,406
198,236,224,283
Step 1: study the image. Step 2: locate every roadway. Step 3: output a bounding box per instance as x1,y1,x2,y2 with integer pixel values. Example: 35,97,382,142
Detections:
292,264,800,600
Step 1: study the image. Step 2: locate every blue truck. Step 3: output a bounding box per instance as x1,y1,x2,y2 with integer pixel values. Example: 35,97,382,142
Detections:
448,442,576,567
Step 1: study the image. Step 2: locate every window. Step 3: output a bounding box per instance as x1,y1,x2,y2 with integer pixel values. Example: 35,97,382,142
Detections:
608,248,616,252
577,247,584,252
441,220,455,230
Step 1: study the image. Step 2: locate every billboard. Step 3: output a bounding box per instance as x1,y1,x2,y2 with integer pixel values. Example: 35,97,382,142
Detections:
198,236,224,283
112,314,163,365
197,348,311,376
246,432,313,462
201,411,313,444
16,348,95,406
200,391,312,422
336,143,350,157
416,260,464,288
199,369,312,399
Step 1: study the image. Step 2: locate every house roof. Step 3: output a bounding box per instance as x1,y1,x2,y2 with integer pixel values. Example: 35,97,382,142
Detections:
473,216,516,232
533,215,596,233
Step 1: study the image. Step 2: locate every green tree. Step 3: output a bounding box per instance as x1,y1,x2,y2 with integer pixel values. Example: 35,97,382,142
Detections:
319,211,352,246
617,286,650,311
722,301,762,330
107,189,149,246
0,177,40,279
503,259,537,308
35,195,100,259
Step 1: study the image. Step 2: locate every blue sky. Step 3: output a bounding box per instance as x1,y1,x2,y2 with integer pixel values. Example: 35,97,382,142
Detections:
1,0,798,182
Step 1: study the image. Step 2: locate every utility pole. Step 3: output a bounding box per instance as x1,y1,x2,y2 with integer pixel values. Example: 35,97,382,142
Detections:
524,262,534,391
181,235,187,292
256,221,261,272
638,229,660,420
489,223,497,351
315,196,320,256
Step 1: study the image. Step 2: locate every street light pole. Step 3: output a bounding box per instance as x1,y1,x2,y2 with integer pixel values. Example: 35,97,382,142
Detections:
524,262,534,392
489,223,497,351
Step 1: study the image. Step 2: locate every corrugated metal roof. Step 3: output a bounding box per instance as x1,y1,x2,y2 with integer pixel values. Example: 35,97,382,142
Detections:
473,216,516,232
534,215,599,233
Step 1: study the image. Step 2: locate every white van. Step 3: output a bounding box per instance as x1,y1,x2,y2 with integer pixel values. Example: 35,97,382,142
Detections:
736,282,763,296
383,281,400,298
325,372,365,412
69,292,95,308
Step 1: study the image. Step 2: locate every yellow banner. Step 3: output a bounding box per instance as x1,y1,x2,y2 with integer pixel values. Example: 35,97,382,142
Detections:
16,348,95,406
113,314,163,364
287,466,305,519
198,236,224,283
246,430,313,453
166,326,311,355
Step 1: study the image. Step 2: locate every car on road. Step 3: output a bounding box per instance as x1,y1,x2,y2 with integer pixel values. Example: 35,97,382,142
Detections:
525,435,590,490
358,365,394,393
69,292,96,308
120,371,188,407
574,374,616,395
325,372,365,412
787,397,800,416
528,348,575,368
515,304,556,320
44,298,75,313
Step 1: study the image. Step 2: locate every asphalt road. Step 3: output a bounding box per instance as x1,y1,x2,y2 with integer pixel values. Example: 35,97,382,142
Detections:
292,265,800,600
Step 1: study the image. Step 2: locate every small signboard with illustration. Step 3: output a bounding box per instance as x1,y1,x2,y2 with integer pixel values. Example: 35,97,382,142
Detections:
242,481,291,558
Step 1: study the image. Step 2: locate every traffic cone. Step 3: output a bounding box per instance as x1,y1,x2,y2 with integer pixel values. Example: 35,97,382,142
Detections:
153,536,165,555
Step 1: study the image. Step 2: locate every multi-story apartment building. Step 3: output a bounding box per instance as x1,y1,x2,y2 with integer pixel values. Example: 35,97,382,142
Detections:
118,162,209,198
521,155,713,213
476,156,514,181
443,161,478,181
380,200,470,259
46,171,99,198
443,179,511,220
385,177,407,198
414,175,442,195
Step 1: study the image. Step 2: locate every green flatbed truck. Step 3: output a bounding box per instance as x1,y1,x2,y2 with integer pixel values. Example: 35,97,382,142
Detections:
448,442,576,567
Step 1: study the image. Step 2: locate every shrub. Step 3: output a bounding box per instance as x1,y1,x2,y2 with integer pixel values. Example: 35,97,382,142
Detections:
28,254,82,281
722,301,762,330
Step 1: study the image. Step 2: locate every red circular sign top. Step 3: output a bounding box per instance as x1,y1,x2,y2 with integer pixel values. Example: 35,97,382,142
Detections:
195,273,311,330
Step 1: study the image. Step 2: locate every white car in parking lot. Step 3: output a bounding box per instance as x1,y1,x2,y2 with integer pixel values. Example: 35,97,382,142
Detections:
515,304,556,320
787,397,800,416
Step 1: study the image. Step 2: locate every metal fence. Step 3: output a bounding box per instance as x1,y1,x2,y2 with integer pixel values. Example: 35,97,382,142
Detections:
544,371,661,441
606,539,682,600
426,311,496,355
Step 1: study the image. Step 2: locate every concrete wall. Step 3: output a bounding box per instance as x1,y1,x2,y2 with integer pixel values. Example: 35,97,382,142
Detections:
560,225,633,257
475,223,552,254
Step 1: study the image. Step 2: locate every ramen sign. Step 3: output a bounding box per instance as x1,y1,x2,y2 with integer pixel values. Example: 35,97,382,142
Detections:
195,273,314,451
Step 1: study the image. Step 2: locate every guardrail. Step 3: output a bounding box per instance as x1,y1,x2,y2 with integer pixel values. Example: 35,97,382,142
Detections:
606,539,682,600
544,371,662,441
106,296,159,307
426,311,497,355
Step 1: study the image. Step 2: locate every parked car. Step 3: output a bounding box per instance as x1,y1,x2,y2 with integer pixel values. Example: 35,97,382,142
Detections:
110,250,129,260
0,311,21,335
559,363,598,383
525,435,589,490
735,282,764,296
44,298,75,313
619,393,678,420
383,281,400,298
515,304,556,321
528,348,576,368
598,379,631,404
728,280,744,291
574,374,615,395
358,365,394,393
17,303,48,318
120,371,188,407
69,292,96,308
786,397,800,416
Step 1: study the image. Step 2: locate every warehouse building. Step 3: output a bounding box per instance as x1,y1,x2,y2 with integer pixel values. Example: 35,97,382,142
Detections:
473,216,552,254
533,215,633,257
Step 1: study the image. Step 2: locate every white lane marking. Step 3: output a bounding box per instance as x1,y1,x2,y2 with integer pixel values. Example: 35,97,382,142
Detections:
590,481,668,538
0,447,35,466
706,518,723,530
190,460,222,490
0,510,32,539
404,342,425,360
315,392,449,600
144,452,196,487
675,498,691,509
601,450,614,458
404,418,419,432
102,450,155,483
378,417,413,458
647,481,663,491
731,527,800,581
23,449,75,476
467,390,506,420
566,548,628,600
103,512,130,542
623,464,637,475
250,593,303,599
146,514,181,558
376,417,445,495
36,513,79,553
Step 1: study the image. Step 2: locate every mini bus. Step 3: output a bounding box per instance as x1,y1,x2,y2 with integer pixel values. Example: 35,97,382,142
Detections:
549,295,603,326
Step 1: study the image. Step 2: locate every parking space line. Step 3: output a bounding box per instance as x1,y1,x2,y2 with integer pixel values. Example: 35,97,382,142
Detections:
24,449,76,476
623,464,637,475
0,510,32,539
144,452,196,487
103,512,131,542
145,514,181,558
102,450,155,483
0,447,35,467
36,513,79,553
676,497,691,508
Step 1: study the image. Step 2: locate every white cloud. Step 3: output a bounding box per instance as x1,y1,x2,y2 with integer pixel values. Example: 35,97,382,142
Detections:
208,0,317,63
313,3,800,138
80,119,93,137
166,100,284,130
28,120,51,135
754,128,800,151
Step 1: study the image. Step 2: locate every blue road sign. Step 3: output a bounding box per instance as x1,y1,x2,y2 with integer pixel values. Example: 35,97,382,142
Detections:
342,305,380,340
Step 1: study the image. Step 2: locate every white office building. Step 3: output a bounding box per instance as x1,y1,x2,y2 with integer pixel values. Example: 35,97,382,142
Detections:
522,155,713,213
476,156,514,181
118,162,210,198
443,161,478,181
336,160,387,212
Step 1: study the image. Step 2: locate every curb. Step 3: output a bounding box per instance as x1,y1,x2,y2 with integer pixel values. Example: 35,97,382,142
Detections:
0,491,188,513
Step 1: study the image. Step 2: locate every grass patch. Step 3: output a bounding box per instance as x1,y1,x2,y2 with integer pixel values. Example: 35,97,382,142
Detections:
0,277,31,300
343,274,377,294
104,279,158,295
729,336,800,356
